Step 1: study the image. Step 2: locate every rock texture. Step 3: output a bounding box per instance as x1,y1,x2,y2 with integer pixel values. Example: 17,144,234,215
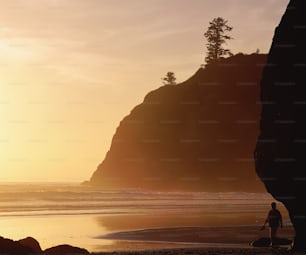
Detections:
250,237,291,248
91,54,266,192
0,236,39,255
44,244,89,255
18,237,42,253
254,0,306,251
0,236,89,255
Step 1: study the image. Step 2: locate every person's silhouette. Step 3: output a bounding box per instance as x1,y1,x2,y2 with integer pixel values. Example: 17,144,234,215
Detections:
261,202,283,246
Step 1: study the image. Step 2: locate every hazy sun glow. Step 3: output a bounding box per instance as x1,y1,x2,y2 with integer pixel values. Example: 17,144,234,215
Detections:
0,0,288,182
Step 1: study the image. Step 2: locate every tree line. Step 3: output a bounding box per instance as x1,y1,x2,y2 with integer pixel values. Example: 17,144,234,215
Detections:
162,17,233,85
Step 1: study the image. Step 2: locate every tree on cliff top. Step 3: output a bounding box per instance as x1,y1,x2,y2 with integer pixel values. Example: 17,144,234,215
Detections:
162,72,177,85
204,17,233,64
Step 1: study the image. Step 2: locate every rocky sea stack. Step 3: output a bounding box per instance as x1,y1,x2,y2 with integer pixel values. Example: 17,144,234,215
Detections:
91,53,267,192
255,0,306,251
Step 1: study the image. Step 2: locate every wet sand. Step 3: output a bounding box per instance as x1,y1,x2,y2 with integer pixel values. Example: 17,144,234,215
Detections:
101,225,294,244
93,247,290,255
94,225,294,254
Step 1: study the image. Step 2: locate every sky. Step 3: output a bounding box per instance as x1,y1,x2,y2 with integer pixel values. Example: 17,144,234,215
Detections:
0,0,288,182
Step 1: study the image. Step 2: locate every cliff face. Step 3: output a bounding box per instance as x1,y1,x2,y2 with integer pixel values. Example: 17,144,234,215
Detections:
91,54,267,192
255,0,306,251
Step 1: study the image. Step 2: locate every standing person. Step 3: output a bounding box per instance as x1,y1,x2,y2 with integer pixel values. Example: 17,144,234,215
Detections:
261,202,283,246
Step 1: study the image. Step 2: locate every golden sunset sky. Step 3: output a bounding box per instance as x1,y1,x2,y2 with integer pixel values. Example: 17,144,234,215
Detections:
0,0,288,182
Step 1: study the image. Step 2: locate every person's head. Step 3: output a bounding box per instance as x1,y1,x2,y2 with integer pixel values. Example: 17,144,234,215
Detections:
271,202,277,209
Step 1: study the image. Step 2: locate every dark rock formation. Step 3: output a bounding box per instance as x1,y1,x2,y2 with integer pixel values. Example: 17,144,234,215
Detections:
250,237,292,247
44,244,89,255
0,236,90,255
255,0,306,251
91,53,267,192
18,236,42,253
0,236,39,255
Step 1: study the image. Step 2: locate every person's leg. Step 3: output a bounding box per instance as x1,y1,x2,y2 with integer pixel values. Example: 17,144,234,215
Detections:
270,227,278,246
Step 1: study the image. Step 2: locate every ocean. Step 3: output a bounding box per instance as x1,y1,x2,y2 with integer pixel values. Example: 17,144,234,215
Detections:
0,182,288,252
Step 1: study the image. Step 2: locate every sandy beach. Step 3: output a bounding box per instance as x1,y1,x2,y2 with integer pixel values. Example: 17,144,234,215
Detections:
102,225,293,244
0,184,294,254
93,247,290,255
93,225,294,254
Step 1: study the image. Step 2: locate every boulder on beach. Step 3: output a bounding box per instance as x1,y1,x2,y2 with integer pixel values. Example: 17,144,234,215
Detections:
250,237,292,247
44,244,89,255
0,236,39,255
18,236,42,253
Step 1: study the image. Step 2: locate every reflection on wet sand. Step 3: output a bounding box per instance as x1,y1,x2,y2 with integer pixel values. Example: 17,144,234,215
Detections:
94,211,293,251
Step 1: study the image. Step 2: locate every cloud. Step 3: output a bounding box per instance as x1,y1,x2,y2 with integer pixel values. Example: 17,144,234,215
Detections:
0,0,289,87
